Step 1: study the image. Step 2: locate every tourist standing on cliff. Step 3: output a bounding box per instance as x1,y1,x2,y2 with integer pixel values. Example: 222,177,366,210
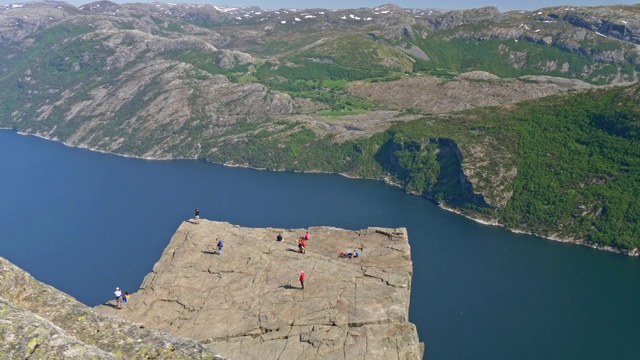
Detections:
216,238,224,254
299,270,305,290
115,287,123,309
194,208,200,224
304,231,310,241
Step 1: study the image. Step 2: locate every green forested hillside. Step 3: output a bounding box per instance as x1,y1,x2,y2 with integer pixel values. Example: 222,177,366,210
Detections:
503,88,640,248
208,84,640,251
410,34,637,84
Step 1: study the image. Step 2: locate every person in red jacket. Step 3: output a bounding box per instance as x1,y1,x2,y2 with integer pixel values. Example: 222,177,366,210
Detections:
299,270,305,290
298,237,306,254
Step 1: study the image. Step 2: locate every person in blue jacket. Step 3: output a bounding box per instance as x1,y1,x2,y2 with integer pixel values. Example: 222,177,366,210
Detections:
216,238,224,254
340,249,360,258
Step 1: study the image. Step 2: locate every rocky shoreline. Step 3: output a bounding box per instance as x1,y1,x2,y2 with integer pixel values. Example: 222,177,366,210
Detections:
96,220,424,359
438,204,639,257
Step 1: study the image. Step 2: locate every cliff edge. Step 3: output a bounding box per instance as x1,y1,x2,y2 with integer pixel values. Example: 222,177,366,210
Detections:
0,256,225,359
97,220,424,359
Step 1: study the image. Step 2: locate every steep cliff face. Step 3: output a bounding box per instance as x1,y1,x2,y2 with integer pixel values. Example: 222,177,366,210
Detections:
96,220,424,359
0,256,226,359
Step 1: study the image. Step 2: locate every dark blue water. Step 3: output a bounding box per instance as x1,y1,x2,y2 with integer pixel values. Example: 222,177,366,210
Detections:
1,130,639,359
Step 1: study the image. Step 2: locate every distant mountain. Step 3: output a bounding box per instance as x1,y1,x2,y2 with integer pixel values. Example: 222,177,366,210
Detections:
1,1,639,252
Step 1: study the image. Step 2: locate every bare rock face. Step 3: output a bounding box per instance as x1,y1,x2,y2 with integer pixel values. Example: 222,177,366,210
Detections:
348,72,594,114
217,49,254,69
428,6,502,30
97,220,424,359
0,2,78,45
0,257,226,359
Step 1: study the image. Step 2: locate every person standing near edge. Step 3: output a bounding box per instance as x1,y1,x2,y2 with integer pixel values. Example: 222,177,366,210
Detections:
299,270,305,290
194,208,200,224
115,287,123,309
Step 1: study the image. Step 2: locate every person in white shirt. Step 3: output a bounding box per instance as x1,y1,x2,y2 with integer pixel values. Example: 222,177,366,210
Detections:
115,287,123,309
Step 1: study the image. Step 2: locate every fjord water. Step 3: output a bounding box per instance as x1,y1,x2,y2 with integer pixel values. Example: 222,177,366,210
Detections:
1,130,639,359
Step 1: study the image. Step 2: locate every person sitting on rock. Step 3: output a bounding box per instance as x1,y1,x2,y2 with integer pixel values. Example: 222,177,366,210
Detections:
298,237,306,254
277,233,283,242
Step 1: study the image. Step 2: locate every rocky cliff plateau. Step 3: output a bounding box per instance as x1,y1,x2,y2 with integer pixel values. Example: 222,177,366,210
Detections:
1,220,421,359
96,220,423,359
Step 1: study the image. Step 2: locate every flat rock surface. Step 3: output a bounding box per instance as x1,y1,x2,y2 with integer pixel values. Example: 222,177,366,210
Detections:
97,220,423,359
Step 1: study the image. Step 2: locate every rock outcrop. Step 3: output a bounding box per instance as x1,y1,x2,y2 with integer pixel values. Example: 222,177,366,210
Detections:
97,220,424,359
0,256,226,359
348,72,594,114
